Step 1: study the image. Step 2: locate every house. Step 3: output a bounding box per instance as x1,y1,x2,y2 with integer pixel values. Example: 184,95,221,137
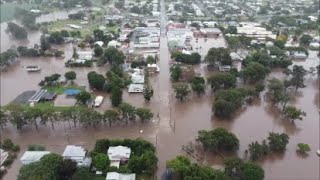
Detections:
20,151,51,165
106,172,136,180
108,146,131,167
108,40,120,48
62,145,91,167
130,72,144,84
128,84,144,93
94,41,104,47
293,52,307,59
219,65,232,72
0,149,9,166
147,64,160,72
78,51,93,61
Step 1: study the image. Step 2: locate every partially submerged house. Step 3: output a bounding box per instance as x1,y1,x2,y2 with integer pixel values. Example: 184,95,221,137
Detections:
107,146,131,168
28,89,57,104
20,151,51,165
62,145,91,167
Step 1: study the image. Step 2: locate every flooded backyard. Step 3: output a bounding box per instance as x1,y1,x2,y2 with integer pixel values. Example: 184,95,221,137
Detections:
1,2,320,180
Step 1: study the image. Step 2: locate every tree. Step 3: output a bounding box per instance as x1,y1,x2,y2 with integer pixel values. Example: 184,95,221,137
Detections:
136,108,153,123
213,88,249,118
58,159,77,180
267,78,290,109
111,86,123,107
167,156,230,180
283,106,306,123
224,157,264,180
146,55,155,64
143,84,154,101
241,62,269,83
240,162,265,180
197,128,239,152
300,34,313,46
6,104,28,130
170,65,182,82
75,91,91,104
0,110,8,129
92,153,110,171
94,46,103,57
205,48,232,66
119,102,136,124
173,82,191,101
247,140,269,161
72,167,93,180
267,132,289,153
64,71,76,81
297,143,311,154
225,26,237,34
191,76,205,95
7,22,28,39
102,47,126,65
25,108,42,131
40,35,51,51
87,71,106,90
104,110,119,127
207,73,236,91
289,65,307,91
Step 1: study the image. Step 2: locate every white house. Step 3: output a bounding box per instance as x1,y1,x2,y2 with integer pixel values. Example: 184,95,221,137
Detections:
94,41,104,47
78,51,93,61
20,151,51,165
108,146,131,167
106,172,136,180
62,145,91,167
128,84,144,93
108,40,121,48
0,149,9,166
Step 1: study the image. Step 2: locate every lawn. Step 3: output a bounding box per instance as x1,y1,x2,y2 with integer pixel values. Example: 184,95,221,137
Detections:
0,3,32,22
44,84,85,94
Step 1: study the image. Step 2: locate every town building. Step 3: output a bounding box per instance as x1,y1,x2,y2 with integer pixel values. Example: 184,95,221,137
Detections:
107,146,131,168
20,151,51,165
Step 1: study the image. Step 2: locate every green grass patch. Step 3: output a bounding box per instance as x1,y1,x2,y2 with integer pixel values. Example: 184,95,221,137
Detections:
0,3,32,23
106,25,118,32
44,84,85,94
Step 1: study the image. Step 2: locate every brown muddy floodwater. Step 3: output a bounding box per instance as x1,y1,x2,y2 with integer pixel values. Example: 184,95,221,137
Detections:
1,4,320,180
0,9,81,53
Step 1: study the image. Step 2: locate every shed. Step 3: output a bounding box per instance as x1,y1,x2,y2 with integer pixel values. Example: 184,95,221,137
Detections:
20,151,51,165
94,41,104,47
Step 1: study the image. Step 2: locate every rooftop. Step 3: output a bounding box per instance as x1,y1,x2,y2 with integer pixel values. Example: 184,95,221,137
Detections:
62,145,86,158
20,151,51,164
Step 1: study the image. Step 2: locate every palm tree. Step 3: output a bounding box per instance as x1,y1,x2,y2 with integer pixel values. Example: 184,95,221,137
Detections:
104,110,119,127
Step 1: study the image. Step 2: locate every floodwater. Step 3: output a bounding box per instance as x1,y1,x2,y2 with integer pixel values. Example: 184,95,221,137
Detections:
0,9,81,52
1,2,320,180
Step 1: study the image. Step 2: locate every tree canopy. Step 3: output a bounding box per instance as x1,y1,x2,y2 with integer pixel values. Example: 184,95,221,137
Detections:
241,62,270,83
197,128,239,152
224,157,264,180
205,48,232,66
87,71,106,90
174,82,191,101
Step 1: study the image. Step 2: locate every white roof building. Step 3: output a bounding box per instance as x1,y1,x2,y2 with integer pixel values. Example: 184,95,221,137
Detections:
108,146,131,167
130,73,144,84
94,41,104,47
20,151,51,165
106,172,136,180
62,145,91,167
108,40,121,48
78,51,93,61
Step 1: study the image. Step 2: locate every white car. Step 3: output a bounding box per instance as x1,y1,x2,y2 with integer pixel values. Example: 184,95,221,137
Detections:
93,96,104,107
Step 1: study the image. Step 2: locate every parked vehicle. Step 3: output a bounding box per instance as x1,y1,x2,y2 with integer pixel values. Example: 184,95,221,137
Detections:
93,96,104,107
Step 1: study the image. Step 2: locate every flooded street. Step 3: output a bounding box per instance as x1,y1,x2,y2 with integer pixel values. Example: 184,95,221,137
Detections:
1,1,319,180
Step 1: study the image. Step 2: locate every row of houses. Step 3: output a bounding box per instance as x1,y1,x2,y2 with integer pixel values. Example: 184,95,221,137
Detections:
19,145,136,180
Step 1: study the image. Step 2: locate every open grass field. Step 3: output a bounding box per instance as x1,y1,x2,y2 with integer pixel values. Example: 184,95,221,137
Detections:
0,3,32,23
